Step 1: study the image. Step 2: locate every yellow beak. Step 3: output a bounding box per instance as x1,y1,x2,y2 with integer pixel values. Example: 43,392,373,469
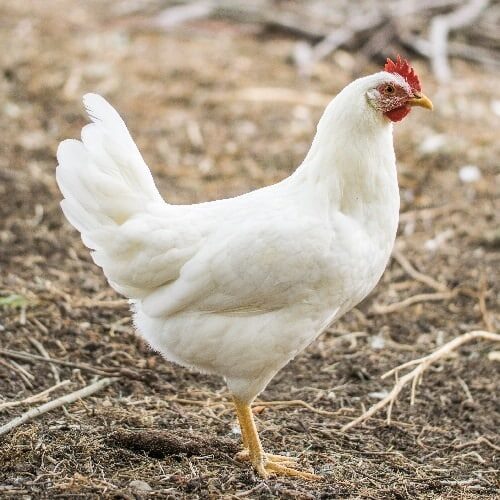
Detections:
408,93,433,111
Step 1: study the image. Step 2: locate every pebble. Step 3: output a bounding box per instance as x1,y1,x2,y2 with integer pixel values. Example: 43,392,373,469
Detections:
458,165,481,183
491,99,500,117
129,480,152,491
368,390,389,400
418,134,447,155
370,335,385,350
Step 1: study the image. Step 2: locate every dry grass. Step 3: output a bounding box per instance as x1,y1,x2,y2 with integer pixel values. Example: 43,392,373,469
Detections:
0,1,498,498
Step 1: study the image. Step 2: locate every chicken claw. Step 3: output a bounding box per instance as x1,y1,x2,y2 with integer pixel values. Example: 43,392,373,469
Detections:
233,398,321,481
235,449,299,467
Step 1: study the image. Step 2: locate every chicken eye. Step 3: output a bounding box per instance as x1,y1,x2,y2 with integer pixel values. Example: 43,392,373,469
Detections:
385,85,395,94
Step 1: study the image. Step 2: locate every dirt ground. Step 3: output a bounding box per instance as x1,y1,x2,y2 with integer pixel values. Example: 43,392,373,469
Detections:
0,1,499,498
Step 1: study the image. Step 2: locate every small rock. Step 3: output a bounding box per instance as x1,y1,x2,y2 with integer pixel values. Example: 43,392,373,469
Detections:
479,228,500,249
488,351,500,362
370,335,385,350
368,390,389,400
4,102,21,118
491,99,500,117
424,229,454,252
458,165,481,183
418,134,447,155
292,41,313,72
333,49,356,71
129,480,152,492
18,130,47,150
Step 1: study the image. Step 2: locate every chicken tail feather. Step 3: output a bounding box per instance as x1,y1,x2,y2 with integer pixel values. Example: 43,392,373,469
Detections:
56,93,164,229
56,94,169,298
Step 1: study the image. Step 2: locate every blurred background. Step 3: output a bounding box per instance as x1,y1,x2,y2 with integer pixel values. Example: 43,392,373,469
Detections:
0,1,499,497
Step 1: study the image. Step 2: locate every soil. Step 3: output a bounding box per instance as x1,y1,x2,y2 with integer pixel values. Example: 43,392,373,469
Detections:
0,1,498,498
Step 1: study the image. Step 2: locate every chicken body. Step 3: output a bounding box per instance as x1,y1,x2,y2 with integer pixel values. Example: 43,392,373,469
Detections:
132,129,399,402
57,69,430,478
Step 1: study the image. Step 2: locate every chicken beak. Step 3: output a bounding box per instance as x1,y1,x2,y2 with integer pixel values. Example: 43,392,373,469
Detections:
408,93,433,111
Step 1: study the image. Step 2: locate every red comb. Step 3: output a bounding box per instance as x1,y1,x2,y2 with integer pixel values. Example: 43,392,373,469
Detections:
384,55,421,92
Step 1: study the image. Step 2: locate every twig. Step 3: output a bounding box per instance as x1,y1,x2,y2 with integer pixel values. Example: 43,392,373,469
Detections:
293,0,464,76
0,380,71,411
342,330,500,431
150,0,329,42
10,359,35,382
456,377,473,403
295,14,383,76
399,203,462,223
166,395,342,418
29,338,61,384
0,348,156,383
44,282,128,309
0,377,118,437
0,359,34,389
372,290,458,315
71,298,129,309
429,0,490,82
454,436,500,452
234,483,269,498
478,274,494,332
153,0,214,30
392,248,448,293
0,348,113,376
381,331,499,379
454,450,486,464
251,399,341,417
401,33,500,70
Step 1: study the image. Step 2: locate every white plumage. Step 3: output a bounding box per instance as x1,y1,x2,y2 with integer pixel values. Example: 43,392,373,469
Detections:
56,67,432,478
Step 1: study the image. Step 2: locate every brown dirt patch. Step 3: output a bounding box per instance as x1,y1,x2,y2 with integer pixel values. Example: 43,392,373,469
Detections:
0,1,498,498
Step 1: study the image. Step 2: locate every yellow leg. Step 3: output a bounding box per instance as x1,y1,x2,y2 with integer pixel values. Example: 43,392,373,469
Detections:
235,418,298,465
233,397,321,480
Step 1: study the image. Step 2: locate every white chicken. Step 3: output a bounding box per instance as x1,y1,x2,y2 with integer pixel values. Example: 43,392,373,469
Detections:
56,56,432,479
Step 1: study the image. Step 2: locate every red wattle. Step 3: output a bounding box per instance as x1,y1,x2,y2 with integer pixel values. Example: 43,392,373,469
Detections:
385,106,411,122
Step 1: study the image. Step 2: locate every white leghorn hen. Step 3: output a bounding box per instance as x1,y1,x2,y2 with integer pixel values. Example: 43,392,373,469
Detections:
56,56,432,480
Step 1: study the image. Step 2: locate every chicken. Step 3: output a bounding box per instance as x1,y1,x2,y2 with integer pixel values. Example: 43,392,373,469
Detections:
56,56,432,480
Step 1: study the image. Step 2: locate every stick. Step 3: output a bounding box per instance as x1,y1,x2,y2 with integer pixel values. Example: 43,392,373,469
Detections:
296,14,383,76
0,377,118,437
372,290,457,315
392,248,449,293
0,380,71,411
429,0,490,82
29,338,61,384
153,1,214,30
251,399,341,417
454,436,500,452
150,0,329,42
400,33,500,70
71,298,129,309
165,396,343,418
0,348,114,376
0,359,34,389
342,330,500,431
399,203,462,223
0,348,155,383
478,274,494,332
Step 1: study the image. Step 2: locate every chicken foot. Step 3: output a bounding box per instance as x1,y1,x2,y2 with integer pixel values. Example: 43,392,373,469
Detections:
233,397,321,480
235,405,297,465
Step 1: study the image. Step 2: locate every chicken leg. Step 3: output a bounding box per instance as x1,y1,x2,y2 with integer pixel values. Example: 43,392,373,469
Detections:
233,398,321,480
